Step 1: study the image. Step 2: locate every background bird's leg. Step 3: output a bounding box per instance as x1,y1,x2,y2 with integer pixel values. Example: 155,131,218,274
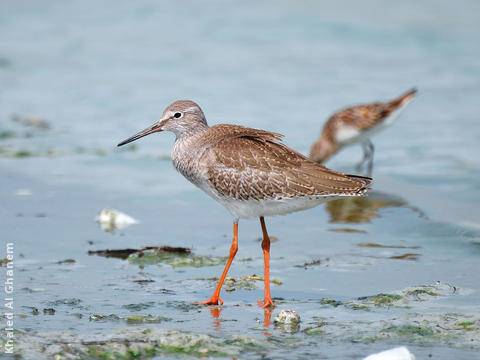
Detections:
258,216,274,308
356,140,374,175
356,142,369,171
366,140,374,176
195,220,238,305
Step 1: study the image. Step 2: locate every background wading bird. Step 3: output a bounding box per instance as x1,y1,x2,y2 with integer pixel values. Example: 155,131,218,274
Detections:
309,88,417,174
118,100,372,307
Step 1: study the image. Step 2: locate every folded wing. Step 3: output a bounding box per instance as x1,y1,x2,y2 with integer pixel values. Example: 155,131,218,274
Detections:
201,125,371,201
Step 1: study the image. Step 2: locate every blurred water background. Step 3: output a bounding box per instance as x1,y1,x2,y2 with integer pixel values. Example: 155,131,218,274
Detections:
1,0,479,359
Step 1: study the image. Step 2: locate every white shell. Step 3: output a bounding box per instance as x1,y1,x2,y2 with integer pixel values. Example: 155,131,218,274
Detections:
95,208,139,232
364,346,415,360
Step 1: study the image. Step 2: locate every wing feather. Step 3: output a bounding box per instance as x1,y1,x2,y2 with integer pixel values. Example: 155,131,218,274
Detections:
201,125,371,200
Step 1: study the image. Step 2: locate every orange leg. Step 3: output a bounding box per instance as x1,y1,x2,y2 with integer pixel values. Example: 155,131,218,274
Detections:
258,216,274,308
195,221,238,305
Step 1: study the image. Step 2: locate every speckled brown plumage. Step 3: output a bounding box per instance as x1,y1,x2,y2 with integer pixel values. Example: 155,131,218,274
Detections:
198,124,370,202
326,88,416,133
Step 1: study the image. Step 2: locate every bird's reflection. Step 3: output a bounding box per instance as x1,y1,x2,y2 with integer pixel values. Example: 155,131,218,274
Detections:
325,190,425,224
209,306,223,330
263,308,273,328
205,306,274,336
263,308,273,337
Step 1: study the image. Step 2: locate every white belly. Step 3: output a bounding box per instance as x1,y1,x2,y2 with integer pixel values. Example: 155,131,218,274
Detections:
197,179,344,219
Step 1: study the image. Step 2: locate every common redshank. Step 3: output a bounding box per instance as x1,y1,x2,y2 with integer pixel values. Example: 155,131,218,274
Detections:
309,88,417,174
118,100,372,307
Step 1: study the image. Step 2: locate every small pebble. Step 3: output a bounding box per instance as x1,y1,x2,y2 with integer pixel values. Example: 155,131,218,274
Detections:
273,309,301,333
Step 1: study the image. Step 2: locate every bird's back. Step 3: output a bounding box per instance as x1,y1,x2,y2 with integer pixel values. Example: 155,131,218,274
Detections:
196,124,371,202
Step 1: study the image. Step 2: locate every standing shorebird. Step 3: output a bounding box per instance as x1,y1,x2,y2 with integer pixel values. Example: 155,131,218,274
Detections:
309,88,417,174
118,100,372,307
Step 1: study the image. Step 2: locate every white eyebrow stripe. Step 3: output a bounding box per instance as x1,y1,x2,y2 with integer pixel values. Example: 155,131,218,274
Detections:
164,106,198,120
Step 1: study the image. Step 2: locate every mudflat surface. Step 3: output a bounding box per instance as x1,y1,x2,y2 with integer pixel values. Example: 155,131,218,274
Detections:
1,0,479,359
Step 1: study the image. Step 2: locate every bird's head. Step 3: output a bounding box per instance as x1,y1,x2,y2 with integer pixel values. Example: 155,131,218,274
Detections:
118,100,208,147
309,137,337,164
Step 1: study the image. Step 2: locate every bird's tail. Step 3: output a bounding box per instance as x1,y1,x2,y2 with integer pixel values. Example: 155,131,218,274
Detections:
389,88,417,108
346,174,373,194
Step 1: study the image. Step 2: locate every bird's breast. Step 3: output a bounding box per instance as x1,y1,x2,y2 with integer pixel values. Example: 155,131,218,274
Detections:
171,137,206,186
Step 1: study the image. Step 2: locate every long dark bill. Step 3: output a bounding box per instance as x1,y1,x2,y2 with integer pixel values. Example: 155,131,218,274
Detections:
117,122,162,147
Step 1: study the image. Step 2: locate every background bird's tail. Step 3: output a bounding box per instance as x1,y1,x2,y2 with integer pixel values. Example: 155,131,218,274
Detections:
389,87,417,108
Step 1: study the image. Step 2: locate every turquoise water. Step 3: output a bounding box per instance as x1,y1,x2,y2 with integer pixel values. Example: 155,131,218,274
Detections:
1,1,479,359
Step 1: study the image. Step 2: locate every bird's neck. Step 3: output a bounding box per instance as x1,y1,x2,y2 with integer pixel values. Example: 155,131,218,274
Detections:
172,124,209,162
309,137,335,163
171,126,209,185
173,122,209,142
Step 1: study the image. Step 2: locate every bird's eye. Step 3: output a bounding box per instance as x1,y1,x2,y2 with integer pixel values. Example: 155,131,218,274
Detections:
174,112,182,118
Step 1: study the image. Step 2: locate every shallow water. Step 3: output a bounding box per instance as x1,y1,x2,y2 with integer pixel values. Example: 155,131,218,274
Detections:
1,0,480,359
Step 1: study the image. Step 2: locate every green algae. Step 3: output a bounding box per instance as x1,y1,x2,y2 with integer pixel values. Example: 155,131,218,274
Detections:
88,314,171,324
128,250,226,268
10,311,480,358
90,244,218,268
44,329,265,359
0,130,15,140
195,275,282,292
406,289,439,297
358,293,403,307
12,150,34,158
304,313,479,348
124,315,172,324
0,258,11,266
48,298,82,306
345,303,370,311
224,277,257,292
94,148,108,156
372,294,403,305
86,346,117,360
295,258,322,268
360,337,376,344
86,345,159,359
165,301,204,312
122,302,155,311
0,148,58,158
401,283,456,300
457,321,476,330
319,299,342,307
303,327,325,335
89,314,121,321
380,324,436,337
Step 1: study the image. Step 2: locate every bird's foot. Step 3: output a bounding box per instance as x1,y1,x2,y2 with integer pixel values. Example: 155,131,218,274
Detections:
194,296,223,306
257,298,274,308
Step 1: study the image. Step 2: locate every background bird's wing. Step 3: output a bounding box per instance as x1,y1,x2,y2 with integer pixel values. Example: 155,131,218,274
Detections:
329,103,391,132
327,89,416,133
